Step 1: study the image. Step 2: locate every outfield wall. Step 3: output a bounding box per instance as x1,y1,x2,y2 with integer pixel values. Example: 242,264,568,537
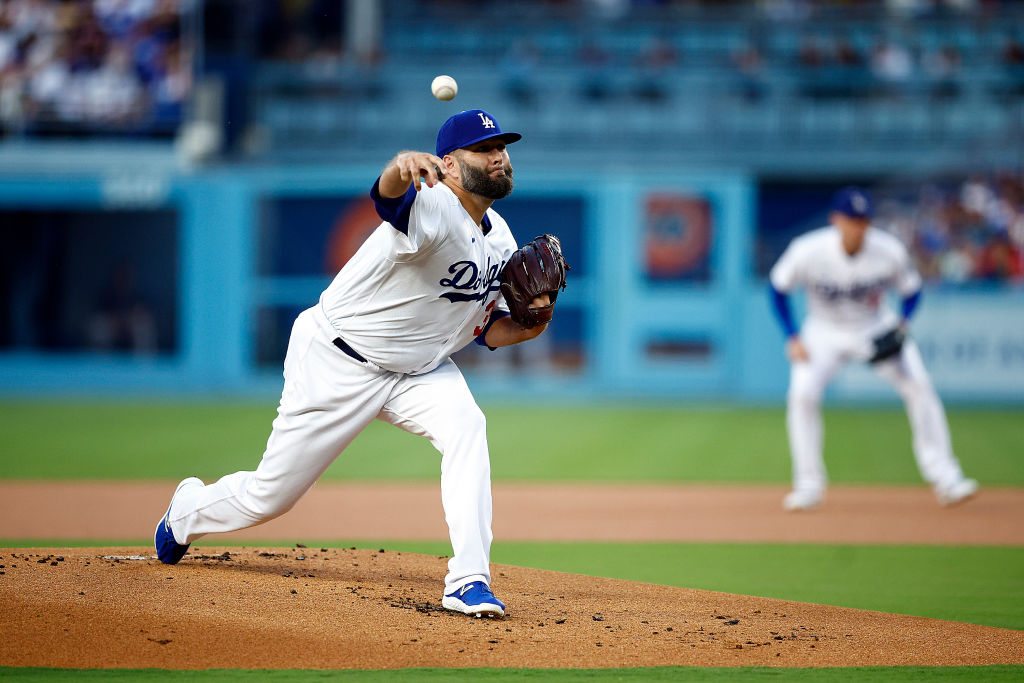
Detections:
1,161,1021,403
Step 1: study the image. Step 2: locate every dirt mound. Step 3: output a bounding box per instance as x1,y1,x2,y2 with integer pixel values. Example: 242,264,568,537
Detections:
2,547,1022,670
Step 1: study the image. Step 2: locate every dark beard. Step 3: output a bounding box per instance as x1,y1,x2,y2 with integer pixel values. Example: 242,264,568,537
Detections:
459,160,514,199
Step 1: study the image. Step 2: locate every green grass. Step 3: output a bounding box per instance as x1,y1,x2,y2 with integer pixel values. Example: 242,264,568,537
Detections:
1,401,1021,484
1,666,1022,681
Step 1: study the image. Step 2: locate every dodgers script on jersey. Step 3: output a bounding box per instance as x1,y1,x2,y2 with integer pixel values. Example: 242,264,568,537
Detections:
319,181,517,375
770,226,921,328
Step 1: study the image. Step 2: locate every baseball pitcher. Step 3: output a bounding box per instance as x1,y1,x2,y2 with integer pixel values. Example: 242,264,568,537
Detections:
155,110,569,618
769,186,978,511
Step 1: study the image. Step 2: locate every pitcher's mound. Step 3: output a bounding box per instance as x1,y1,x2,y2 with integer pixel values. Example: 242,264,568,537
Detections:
1,547,1021,670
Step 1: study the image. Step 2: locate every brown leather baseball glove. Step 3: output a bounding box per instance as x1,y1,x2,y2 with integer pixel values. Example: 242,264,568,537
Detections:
499,234,570,328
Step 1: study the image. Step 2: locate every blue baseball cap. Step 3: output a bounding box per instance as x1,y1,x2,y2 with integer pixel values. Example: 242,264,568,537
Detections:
435,109,522,158
831,186,874,219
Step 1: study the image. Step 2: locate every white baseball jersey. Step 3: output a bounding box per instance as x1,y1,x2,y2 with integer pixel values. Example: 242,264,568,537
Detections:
769,224,968,499
770,226,922,328
320,181,516,375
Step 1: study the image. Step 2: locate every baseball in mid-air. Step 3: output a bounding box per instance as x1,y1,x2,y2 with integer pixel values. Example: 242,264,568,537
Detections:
431,74,458,101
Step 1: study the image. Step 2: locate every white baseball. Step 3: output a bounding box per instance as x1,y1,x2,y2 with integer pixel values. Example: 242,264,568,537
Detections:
431,75,458,101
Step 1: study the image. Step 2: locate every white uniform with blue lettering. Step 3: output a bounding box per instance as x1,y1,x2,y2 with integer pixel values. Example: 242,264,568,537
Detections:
166,180,516,595
770,225,968,499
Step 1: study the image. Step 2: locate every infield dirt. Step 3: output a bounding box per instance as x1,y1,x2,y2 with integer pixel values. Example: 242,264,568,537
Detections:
1,482,1023,670
2,481,1023,545
2,546,1024,670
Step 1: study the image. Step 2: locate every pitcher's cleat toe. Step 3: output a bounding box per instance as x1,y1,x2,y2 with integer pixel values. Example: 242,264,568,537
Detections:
154,477,203,564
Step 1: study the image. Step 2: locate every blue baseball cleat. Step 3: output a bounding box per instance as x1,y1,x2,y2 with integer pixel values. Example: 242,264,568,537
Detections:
442,581,506,618
154,477,203,564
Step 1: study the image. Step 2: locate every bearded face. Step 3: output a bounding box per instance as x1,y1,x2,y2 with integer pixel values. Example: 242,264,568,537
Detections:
457,157,514,200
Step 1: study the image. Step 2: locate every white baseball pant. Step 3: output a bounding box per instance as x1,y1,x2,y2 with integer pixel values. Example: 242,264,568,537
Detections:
167,306,494,594
787,317,966,494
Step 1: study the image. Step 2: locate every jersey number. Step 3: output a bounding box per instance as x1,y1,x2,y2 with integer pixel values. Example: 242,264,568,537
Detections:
474,300,497,337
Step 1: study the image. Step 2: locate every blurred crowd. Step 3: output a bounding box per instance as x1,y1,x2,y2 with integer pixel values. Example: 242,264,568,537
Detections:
495,29,1024,111
0,0,191,137
760,29,1023,103
2,0,1018,139
878,174,1024,284
412,2,1024,109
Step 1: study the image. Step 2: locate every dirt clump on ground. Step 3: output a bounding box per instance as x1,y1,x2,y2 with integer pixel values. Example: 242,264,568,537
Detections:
1,547,1022,670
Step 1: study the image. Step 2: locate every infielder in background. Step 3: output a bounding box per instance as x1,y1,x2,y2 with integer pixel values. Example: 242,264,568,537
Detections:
769,186,978,511
154,109,568,618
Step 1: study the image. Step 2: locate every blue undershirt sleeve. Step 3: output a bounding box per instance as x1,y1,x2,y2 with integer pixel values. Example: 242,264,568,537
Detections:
769,285,798,338
901,289,922,320
370,177,417,234
474,311,510,350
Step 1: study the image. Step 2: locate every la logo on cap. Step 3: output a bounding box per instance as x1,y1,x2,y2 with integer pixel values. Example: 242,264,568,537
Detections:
478,113,495,129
